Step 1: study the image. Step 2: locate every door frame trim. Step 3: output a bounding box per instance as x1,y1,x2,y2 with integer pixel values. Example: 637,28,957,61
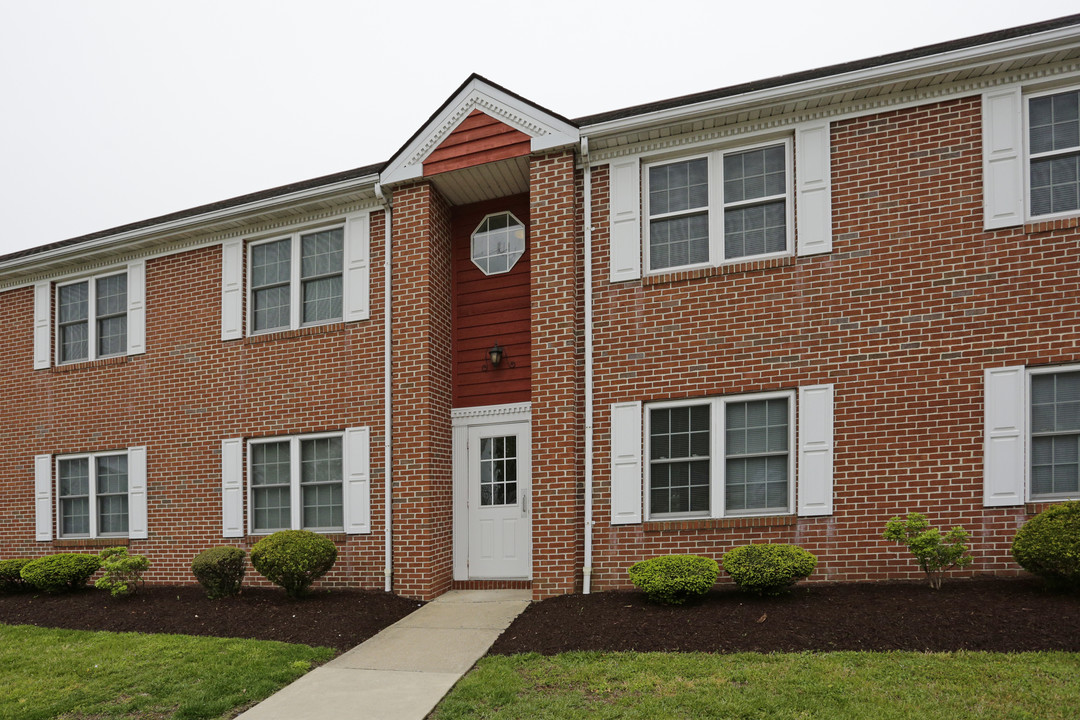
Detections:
451,402,531,581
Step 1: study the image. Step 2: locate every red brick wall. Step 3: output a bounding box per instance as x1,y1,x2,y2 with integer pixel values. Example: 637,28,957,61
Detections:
588,95,1080,590
389,183,455,600
0,210,390,590
529,150,584,599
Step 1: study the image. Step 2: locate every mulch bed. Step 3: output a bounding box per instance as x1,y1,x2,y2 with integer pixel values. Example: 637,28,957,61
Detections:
0,585,421,653
491,578,1080,655
2,578,1078,656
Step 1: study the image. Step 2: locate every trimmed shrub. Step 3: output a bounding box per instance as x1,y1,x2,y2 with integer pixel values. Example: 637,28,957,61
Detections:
191,546,247,599
883,512,971,590
628,554,719,605
0,559,32,593
722,544,817,595
250,530,337,599
1012,501,1080,590
20,553,101,593
94,547,150,598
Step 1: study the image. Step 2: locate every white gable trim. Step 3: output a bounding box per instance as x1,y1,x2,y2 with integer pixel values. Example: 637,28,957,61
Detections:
381,77,580,186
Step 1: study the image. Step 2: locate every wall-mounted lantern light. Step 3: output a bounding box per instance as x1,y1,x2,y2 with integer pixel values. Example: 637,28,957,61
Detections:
488,342,504,368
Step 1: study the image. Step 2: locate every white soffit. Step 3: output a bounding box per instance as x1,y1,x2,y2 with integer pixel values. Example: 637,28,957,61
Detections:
381,77,580,186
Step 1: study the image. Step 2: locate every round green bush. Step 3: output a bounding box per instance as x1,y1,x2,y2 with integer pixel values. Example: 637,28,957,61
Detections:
191,546,247,599
628,554,719,605
722,543,817,595
250,531,337,599
19,553,101,593
0,559,32,593
1012,501,1080,590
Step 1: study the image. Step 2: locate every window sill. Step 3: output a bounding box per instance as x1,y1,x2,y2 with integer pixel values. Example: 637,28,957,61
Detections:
49,355,132,373
642,514,797,533
1024,214,1080,235
1026,500,1078,515
52,537,129,548
642,255,796,287
244,322,347,345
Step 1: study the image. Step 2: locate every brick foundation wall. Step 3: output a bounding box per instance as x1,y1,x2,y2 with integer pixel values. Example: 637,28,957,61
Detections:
0,210,390,590
587,96,1080,590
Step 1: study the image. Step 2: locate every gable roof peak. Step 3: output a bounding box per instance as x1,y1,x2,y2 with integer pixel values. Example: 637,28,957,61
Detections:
381,75,579,186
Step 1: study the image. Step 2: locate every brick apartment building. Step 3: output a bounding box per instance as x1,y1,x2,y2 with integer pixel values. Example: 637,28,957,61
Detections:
2,16,1079,601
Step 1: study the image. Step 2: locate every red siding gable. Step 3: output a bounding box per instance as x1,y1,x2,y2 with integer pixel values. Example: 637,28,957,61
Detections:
424,110,531,177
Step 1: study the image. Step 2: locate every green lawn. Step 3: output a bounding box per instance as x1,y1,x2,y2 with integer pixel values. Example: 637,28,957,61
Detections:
0,624,335,720
432,651,1080,720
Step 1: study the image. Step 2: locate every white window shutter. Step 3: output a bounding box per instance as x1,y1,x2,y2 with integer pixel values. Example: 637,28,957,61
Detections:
34,454,53,541
798,384,834,516
221,438,244,537
984,366,1026,506
983,86,1025,230
33,281,51,370
127,446,148,539
609,158,642,282
126,260,146,355
343,213,371,323
221,239,244,340
343,427,371,534
795,121,833,256
610,401,643,524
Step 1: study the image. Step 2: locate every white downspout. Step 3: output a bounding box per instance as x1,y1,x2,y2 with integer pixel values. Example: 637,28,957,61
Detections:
375,182,393,594
582,137,595,594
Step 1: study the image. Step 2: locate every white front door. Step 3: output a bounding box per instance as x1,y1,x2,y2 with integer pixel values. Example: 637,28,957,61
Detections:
467,421,531,578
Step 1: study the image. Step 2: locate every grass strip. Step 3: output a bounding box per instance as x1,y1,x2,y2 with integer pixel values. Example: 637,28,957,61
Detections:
433,651,1080,720
0,624,335,720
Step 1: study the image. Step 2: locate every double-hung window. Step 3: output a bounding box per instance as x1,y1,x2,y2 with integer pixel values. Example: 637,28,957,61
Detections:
1028,88,1080,219
55,272,128,363
647,391,795,519
645,140,792,273
55,451,129,538
249,433,344,533
249,226,344,333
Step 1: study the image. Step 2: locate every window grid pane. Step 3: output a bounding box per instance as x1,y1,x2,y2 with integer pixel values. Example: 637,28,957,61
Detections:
648,159,709,271
58,458,90,537
301,437,343,529
301,229,344,324
58,282,89,362
1031,372,1080,497
95,274,128,357
252,441,291,531
252,239,291,331
725,398,789,512
649,406,710,515
479,435,518,507
723,145,788,260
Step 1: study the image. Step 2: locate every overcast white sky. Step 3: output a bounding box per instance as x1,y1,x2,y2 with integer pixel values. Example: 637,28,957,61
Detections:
1,1,1078,257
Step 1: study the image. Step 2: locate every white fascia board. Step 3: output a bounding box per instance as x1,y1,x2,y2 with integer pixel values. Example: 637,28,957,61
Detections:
0,174,380,279
580,25,1080,138
381,77,579,186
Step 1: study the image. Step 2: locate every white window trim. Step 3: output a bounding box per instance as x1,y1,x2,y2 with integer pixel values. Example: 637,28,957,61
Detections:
247,430,344,534
246,223,345,335
471,211,526,276
1026,363,1080,502
643,137,794,276
54,270,128,364
644,390,796,520
55,450,130,539
1023,84,1080,223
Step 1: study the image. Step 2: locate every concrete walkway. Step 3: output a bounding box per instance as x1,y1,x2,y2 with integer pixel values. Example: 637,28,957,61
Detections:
235,589,531,720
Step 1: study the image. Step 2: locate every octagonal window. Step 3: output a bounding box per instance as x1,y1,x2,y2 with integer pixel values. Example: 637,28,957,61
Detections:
471,212,525,275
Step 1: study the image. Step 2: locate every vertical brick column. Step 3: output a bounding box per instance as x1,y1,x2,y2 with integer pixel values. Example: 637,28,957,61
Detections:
390,182,454,600
529,149,582,599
